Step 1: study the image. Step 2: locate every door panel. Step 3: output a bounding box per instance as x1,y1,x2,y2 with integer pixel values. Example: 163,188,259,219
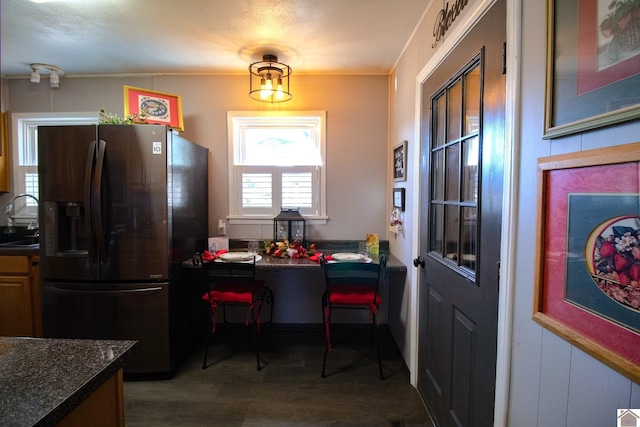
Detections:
417,1,505,426
38,125,98,281
98,125,169,281
42,281,170,374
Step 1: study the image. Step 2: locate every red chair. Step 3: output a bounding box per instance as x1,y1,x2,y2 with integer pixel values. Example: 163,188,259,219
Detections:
200,255,273,371
320,255,386,379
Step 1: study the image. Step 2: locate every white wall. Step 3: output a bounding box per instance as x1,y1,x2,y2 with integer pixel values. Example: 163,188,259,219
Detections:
3,73,389,241
6,0,640,423
507,1,640,425
389,0,640,426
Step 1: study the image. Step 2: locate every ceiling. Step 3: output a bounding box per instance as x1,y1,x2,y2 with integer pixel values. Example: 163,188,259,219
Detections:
1,0,430,79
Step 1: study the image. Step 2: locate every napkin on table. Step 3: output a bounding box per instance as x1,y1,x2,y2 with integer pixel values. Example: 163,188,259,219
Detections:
309,253,333,263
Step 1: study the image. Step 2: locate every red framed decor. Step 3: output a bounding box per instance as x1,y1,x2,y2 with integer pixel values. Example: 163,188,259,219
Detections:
544,0,640,138
534,142,640,383
123,85,184,131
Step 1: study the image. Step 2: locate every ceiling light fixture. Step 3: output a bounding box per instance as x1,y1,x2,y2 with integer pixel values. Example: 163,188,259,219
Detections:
29,63,64,89
248,54,292,103
49,71,60,88
30,67,40,83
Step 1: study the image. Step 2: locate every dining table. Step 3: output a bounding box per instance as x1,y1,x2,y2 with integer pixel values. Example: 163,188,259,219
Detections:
181,242,407,325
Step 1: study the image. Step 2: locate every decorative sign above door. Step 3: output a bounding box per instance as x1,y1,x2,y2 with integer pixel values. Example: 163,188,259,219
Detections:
432,0,470,48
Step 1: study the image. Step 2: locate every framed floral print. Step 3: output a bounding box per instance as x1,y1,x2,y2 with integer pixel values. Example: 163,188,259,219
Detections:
534,142,640,383
543,0,640,139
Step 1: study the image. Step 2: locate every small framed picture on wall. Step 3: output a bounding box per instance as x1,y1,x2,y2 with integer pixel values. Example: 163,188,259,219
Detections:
393,140,408,182
393,188,405,211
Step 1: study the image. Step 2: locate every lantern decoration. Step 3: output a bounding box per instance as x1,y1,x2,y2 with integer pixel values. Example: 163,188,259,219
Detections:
273,208,305,244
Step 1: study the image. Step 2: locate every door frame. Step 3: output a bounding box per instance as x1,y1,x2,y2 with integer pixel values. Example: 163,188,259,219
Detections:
409,0,521,425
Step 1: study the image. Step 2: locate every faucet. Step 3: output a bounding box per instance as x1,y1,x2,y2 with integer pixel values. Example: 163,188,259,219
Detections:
4,193,39,235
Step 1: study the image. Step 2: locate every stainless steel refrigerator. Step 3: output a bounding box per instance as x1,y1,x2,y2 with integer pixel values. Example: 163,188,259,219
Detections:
39,124,208,377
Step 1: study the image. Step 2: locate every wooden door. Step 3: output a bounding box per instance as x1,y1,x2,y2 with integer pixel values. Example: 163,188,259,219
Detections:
416,1,506,426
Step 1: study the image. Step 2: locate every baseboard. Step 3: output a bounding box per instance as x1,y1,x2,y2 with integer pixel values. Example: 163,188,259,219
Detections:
271,322,390,332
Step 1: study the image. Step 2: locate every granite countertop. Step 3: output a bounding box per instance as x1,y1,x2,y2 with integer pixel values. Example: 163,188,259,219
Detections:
251,252,406,272
183,246,406,272
0,337,137,427
0,228,39,256
0,246,39,256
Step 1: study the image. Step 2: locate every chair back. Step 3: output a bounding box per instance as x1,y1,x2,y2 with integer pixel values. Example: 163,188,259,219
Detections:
321,255,386,304
203,257,259,289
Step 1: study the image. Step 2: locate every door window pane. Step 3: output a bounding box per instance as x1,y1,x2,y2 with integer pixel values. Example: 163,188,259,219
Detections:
445,144,459,201
445,205,459,261
447,79,462,142
465,66,481,135
461,207,477,270
435,94,446,147
462,137,478,203
432,149,444,201
430,203,444,255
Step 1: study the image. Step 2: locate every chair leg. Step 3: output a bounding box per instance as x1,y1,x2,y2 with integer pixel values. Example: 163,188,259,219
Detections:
202,316,212,369
372,313,383,380
267,287,274,342
251,306,262,371
321,295,330,378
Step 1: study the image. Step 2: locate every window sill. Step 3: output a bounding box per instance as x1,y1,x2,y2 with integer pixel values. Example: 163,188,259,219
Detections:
227,215,328,226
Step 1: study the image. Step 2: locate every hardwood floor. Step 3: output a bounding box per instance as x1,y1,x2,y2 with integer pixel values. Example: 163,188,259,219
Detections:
124,327,434,426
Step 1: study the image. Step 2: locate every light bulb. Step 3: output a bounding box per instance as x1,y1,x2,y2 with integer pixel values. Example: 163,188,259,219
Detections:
260,78,270,99
276,78,284,100
30,69,40,83
50,71,59,88
260,74,274,99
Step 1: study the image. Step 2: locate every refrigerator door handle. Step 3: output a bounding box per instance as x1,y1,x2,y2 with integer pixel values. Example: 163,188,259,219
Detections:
85,140,98,263
92,139,108,262
45,285,164,296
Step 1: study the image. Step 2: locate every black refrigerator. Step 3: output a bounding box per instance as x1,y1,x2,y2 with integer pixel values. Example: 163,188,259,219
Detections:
39,124,208,378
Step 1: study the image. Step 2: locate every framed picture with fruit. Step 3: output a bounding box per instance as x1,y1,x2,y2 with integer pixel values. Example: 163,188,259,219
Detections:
543,0,640,138
533,142,640,383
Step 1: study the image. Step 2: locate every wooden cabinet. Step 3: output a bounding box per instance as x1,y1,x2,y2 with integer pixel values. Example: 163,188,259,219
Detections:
57,369,125,427
0,255,41,336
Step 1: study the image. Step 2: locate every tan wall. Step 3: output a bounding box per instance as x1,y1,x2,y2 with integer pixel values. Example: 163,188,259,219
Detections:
4,73,389,241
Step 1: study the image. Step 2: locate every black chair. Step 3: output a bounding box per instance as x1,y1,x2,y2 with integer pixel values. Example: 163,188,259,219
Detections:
199,254,274,371
320,255,386,379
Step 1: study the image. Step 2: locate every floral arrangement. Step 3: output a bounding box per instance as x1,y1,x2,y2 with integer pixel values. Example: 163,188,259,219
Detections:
592,217,640,311
599,0,640,59
99,108,148,125
264,240,316,258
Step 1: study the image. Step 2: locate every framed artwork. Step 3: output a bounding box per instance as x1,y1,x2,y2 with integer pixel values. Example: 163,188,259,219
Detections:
123,85,184,131
533,142,640,383
543,0,640,139
393,188,405,211
393,140,408,182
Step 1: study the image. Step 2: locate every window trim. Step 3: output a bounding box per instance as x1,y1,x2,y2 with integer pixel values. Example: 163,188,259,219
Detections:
11,112,98,223
226,111,328,225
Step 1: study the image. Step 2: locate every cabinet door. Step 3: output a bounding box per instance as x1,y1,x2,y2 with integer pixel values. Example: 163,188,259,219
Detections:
0,275,33,336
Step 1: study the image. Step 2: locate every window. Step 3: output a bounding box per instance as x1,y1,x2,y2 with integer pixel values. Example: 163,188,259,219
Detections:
227,111,327,224
429,61,480,274
11,113,97,223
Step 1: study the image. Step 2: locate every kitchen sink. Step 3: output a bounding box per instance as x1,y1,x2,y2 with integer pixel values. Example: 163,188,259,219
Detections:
0,236,39,248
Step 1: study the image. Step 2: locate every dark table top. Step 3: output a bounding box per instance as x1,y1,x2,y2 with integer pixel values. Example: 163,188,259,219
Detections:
182,251,407,272
0,337,137,427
